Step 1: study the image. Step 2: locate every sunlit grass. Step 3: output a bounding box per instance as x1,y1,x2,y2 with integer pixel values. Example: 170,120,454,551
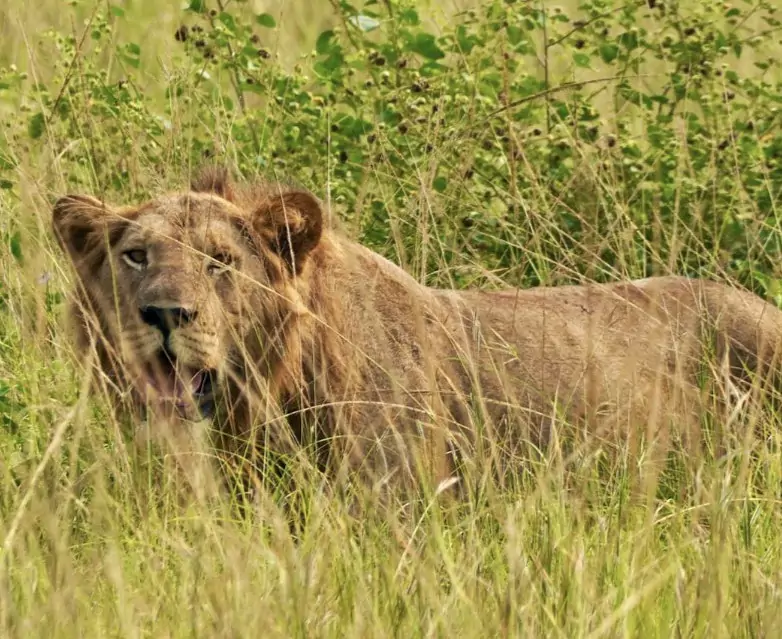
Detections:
1,0,782,637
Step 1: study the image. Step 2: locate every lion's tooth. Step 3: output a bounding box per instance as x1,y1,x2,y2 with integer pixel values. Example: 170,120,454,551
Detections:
189,370,205,394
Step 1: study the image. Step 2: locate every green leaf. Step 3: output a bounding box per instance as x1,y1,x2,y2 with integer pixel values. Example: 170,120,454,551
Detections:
256,13,276,28
334,116,373,139
505,25,523,47
399,8,420,26
433,176,447,193
733,41,742,58
28,112,45,139
573,52,591,68
9,231,22,263
380,108,400,126
122,54,141,68
243,82,266,94
0,180,12,190
599,43,619,63
110,6,125,17
126,42,141,55
619,31,638,51
314,51,345,76
316,30,336,55
218,12,237,31
619,85,653,110
408,33,445,60
189,0,206,12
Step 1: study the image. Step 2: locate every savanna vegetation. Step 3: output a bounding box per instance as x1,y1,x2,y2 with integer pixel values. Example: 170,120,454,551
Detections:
1,0,782,636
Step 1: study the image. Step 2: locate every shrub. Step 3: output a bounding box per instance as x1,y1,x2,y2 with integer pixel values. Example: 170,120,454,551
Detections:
2,0,780,291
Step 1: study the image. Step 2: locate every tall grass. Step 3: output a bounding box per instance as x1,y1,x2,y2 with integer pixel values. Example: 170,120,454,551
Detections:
1,0,782,636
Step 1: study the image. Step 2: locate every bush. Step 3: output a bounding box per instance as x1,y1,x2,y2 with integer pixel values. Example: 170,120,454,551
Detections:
2,0,780,291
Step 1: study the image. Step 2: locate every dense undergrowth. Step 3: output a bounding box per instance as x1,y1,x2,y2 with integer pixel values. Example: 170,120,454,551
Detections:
0,0,781,636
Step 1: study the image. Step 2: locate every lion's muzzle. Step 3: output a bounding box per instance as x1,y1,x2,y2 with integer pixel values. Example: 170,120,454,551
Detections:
140,304,198,335
138,304,218,419
144,350,217,419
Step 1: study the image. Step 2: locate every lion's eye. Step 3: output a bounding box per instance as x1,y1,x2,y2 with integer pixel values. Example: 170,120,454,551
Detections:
207,252,234,275
122,249,147,269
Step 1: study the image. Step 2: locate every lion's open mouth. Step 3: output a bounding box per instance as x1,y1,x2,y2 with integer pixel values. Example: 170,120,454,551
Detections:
142,349,217,418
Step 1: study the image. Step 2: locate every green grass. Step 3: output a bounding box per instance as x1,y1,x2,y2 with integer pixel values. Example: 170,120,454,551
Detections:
2,0,782,636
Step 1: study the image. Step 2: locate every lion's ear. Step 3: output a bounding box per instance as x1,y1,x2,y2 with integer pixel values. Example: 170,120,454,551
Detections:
191,166,234,201
253,189,323,275
52,194,124,263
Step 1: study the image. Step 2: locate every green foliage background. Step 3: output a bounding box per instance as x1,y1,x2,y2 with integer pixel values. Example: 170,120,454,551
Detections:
0,0,781,636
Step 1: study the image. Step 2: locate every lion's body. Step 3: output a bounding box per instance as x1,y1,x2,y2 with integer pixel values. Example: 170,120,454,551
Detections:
259,234,782,488
52,169,782,498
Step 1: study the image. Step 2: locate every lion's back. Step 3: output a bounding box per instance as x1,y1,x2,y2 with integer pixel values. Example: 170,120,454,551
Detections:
424,275,779,443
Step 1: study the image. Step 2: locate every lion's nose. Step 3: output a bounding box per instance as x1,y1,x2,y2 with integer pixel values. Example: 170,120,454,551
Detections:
140,306,198,336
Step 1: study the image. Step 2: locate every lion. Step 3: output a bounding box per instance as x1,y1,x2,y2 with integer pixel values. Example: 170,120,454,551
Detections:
51,167,782,503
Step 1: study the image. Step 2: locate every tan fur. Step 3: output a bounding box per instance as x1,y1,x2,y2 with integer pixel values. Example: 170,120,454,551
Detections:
52,169,782,500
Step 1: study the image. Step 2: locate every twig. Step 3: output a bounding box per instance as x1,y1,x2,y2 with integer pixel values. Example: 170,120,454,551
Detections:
478,75,643,126
49,3,102,120
548,1,647,49
210,0,261,154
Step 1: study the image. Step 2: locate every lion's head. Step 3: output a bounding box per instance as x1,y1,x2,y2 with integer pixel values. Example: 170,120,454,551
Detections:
52,169,324,424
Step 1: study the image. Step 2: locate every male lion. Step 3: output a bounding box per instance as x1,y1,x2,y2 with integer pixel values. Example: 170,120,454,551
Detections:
52,168,782,501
